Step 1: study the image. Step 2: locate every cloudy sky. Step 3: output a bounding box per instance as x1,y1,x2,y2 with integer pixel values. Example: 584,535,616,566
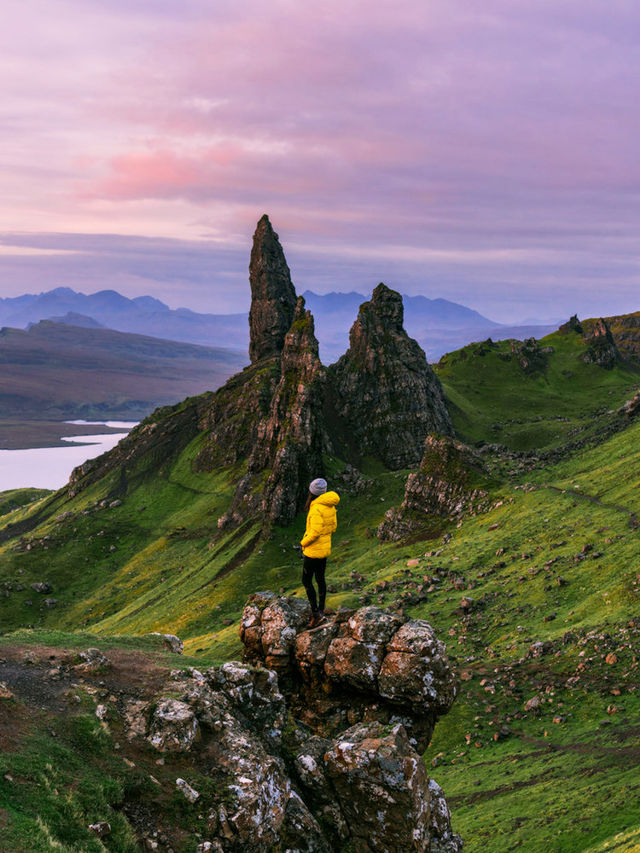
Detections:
1,0,638,322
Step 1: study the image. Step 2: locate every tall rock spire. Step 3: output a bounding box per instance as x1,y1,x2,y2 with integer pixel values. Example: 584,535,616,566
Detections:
248,214,297,363
329,283,453,469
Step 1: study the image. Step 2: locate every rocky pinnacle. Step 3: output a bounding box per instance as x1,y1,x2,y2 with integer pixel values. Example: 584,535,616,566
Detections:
248,214,297,363
330,283,453,469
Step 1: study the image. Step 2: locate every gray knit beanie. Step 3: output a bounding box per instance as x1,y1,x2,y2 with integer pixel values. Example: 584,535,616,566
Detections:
309,478,327,496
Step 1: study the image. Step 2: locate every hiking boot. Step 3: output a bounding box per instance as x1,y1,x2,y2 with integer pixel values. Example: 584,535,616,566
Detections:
308,612,320,629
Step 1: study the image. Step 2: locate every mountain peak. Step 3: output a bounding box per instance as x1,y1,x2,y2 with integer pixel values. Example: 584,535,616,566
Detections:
368,282,404,329
248,215,297,363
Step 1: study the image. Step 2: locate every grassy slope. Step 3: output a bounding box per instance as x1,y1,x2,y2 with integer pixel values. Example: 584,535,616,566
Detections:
0,633,227,852
434,328,639,450
0,334,639,851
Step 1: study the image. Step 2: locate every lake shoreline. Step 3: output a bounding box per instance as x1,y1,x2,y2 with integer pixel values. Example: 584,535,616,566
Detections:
0,422,137,491
0,419,132,450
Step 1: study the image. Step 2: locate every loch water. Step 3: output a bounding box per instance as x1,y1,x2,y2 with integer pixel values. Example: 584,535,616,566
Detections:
0,421,136,491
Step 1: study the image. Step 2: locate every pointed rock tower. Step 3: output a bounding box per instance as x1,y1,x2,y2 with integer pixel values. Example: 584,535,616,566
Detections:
207,220,326,530
248,214,297,363
329,283,453,469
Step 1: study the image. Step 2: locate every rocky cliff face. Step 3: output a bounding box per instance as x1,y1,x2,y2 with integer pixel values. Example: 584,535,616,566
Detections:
248,214,298,363
580,317,621,368
237,591,462,852
329,284,453,469
213,296,326,529
378,435,491,542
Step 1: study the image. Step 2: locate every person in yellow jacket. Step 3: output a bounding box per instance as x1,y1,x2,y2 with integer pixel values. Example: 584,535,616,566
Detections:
300,477,340,628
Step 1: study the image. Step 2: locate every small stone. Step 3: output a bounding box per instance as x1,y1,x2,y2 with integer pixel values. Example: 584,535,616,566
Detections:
524,695,542,712
88,821,111,837
605,652,618,665
176,778,200,803
0,682,14,699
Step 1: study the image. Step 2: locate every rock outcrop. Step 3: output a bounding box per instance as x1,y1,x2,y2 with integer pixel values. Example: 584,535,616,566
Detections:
238,592,460,851
55,217,455,538
248,214,298,363
329,284,453,469
558,314,583,335
509,337,550,374
580,317,621,368
213,296,326,529
241,592,458,753
559,314,621,368
621,389,640,418
196,217,327,528
378,435,491,541
119,638,461,852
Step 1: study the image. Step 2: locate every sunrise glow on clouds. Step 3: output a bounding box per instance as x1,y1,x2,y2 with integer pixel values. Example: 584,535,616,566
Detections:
0,0,638,320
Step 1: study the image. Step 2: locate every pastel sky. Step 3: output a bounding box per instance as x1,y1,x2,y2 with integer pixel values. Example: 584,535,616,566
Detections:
1,0,638,322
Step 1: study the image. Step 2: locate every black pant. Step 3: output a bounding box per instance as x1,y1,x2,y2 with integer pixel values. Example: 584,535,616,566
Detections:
302,555,327,613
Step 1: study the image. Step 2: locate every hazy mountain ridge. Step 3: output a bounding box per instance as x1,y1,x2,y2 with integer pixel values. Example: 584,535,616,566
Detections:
0,320,245,431
0,285,559,363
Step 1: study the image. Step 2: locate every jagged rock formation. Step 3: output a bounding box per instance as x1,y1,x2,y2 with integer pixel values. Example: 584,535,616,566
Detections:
248,214,297,363
580,317,621,368
241,591,457,752
194,218,327,528
558,314,621,368
378,435,491,542
214,297,327,528
329,284,453,469
587,310,640,362
235,592,462,852
509,337,551,374
558,314,584,335
59,218,455,535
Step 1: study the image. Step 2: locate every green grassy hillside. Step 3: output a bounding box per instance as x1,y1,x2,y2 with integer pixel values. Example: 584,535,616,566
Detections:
434,328,639,450
1,330,639,851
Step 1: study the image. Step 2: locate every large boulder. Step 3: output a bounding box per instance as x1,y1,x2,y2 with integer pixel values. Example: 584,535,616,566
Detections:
241,596,457,753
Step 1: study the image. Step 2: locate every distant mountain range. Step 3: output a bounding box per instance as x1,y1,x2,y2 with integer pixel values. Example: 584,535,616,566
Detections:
0,287,248,352
0,287,558,362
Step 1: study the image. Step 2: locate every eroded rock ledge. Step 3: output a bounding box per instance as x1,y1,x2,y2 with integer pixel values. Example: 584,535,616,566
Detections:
121,595,462,852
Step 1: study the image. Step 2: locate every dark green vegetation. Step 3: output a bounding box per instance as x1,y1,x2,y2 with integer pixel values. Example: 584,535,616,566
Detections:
0,320,639,852
0,320,244,446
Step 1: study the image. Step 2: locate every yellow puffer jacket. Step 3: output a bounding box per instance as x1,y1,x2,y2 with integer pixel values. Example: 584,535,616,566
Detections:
300,491,340,558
